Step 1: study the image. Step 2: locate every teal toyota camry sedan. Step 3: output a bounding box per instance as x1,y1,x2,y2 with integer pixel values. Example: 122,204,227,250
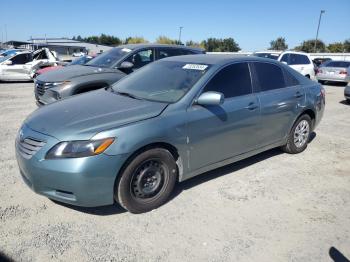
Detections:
15,55,325,213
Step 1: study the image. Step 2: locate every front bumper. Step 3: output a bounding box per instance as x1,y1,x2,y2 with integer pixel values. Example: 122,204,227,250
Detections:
15,124,128,207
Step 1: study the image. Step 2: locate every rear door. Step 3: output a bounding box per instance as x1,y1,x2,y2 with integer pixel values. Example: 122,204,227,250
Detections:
187,62,261,171
252,62,304,146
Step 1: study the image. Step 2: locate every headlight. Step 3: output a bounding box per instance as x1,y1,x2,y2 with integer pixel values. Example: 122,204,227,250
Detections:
46,138,114,159
47,81,71,88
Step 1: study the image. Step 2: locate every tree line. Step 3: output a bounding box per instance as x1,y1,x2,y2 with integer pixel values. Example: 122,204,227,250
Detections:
72,34,350,53
269,37,350,53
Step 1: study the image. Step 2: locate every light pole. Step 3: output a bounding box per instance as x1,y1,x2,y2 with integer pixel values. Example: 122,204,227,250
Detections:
178,26,183,44
314,10,325,53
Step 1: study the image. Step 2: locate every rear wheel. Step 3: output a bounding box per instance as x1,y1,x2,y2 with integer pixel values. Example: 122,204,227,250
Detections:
282,114,312,154
115,148,177,213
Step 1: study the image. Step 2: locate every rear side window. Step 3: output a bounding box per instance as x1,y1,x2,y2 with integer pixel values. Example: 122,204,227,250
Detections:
289,54,310,65
203,63,252,98
283,69,299,87
254,62,285,91
157,48,182,59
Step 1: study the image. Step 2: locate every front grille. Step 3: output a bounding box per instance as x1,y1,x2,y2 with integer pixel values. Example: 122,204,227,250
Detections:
17,137,46,159
35,81,47,96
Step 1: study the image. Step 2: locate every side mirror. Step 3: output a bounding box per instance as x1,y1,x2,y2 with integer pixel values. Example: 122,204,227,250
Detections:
118,61,134,69
196,91,224,106
3,60,12,65
281,61,288,65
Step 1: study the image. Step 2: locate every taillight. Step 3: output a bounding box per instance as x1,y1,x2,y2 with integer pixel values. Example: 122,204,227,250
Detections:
318,69,323,74
339,71,347,75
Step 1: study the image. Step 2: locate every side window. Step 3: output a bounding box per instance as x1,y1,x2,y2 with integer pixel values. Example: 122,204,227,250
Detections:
283,69,300,87
10,54,31,65
157,48,182,60
289,54,310,65
298,55,311,65
179,49,196,55
280,54,289,64
254,62,285,91
203,63,252,98
125,49,154,69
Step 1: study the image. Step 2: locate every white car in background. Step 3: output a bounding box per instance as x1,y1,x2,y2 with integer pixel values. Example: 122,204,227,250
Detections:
254,51,316,80
0,48,58,81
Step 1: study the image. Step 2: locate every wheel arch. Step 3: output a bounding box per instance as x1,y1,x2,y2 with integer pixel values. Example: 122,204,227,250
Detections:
114,142,182,195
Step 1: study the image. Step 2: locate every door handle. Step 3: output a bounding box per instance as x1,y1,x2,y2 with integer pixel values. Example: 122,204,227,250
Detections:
294,92,303,98
244,102,258,110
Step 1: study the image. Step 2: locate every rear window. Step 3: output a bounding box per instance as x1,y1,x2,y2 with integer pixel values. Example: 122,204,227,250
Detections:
254,62,286,91
323,61,350,68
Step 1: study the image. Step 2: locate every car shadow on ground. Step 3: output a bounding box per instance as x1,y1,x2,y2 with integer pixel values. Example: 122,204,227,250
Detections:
52,132,316,216
170,132,317,202
51,199,127,216
329,247,350,262
323,82,348,87
0,251,14,262
339,100,349,105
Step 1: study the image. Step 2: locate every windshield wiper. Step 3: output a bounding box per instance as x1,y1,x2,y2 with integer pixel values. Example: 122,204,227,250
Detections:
115,91,142,100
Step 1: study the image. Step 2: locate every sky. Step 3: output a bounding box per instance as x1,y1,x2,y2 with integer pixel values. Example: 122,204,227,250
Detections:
1,0,349,51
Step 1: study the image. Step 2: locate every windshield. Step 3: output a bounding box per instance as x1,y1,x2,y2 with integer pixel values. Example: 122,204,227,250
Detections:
69,55,93,65
85,47,131,68
253,53,280,60
112,61,210,103
322,61,350,68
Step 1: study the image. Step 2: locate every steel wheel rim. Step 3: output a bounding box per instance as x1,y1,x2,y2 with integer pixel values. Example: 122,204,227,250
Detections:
130,159,167,200
294,120,310,148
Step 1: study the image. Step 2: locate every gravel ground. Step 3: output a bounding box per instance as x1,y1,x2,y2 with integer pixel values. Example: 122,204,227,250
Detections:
0,82,349,262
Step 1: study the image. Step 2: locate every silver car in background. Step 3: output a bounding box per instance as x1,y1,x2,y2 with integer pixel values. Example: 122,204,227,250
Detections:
316,60,350,84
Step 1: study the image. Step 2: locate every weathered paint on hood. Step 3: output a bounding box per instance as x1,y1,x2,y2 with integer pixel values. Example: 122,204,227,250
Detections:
25,89,168,141
36,65,124,82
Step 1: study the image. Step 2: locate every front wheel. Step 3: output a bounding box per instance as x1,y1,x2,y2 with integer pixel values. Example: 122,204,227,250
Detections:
115,148,177,213
282,115,312,154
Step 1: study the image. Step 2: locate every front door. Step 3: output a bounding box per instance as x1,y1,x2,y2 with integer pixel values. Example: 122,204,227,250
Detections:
187,62,261,172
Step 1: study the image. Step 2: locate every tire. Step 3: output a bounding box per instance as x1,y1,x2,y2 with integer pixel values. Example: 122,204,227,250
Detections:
282,114,312,154
347,99,350,104
115,148,177,213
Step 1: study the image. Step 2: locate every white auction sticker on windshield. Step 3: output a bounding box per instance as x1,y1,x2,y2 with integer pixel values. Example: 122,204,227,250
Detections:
182,64,208,70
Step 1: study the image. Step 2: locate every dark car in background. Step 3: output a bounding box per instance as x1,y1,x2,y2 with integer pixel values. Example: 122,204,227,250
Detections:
34,44,205,105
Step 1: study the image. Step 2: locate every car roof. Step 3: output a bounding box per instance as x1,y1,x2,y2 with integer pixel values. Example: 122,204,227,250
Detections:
161,54,279,65
117,43,204,53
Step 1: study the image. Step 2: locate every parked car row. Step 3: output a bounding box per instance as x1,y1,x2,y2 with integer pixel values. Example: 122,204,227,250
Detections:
15,44,325,213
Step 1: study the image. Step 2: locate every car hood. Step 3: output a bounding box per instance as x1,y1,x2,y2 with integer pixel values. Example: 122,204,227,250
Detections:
25,89,168,141
36,65,123,82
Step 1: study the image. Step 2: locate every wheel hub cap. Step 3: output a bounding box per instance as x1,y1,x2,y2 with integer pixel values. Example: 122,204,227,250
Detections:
131,160,165,199
294,120,310,148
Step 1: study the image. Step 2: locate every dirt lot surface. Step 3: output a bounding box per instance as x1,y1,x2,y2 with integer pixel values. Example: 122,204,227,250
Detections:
0,82,349,262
